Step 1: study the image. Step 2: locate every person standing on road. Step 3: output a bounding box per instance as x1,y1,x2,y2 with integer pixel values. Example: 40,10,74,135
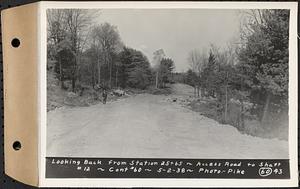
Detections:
102,89,108,104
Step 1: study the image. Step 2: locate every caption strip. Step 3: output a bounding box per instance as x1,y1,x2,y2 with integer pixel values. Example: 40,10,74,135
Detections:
46,157,289,179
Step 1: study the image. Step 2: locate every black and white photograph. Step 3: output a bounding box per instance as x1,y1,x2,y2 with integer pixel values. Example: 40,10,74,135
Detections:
42,3,299,183
0,0,297,187
46,8,290,159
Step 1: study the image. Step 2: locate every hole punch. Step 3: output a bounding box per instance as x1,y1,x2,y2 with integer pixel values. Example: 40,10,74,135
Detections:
11,38,20,48
13,141,21,151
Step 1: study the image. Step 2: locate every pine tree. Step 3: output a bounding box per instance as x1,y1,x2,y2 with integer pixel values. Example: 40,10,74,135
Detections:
202,50,217,97
238,10,289,125
159,58,175,88
118,47,152,89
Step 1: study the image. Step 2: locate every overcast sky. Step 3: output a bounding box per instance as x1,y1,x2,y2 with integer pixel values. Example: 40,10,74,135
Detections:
96,9,240,72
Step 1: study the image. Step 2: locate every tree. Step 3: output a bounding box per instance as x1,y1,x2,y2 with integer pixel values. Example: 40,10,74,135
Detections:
202,50,217,97
119,47,152,89
118,47,133,88
159,58,175,88
83,43,99,88
47,9,97,92
185,69,198,90
92,23,123,89
89,28,102,86
152,49,166,88
47,9,68,89
238,10,289,125
187,49,207,97
208,43,239,123
64,9,95,91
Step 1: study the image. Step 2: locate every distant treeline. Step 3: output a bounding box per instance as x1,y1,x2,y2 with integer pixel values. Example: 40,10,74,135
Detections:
47,9,174,91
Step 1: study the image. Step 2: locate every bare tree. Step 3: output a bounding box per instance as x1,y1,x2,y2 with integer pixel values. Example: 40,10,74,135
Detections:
64,10,87,91
152,49,165,88
209,42,238,123
47,9,68,89
89,27,102,86
48,9,100,92
238,9,270,44
92,23,122,89
188,49,207,97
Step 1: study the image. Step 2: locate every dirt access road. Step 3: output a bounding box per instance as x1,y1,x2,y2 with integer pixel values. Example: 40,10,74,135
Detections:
47,84,288,158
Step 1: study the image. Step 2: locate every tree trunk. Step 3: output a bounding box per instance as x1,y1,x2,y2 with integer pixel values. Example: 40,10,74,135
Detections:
72,76,76,92
240,99,245,130
58,55,64,89
109,62,112,89
115,69,118,88
261,93,271,124
155,71,159,89
72,58,77,92
224,72,228,123
224,84,228,123
201,87,205,98
92,67,95,89
198,87,202,98
77,54,82,89
97,57,101,85
197,74,201,98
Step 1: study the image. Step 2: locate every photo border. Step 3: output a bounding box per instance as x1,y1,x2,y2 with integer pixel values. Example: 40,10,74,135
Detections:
39,1,298,187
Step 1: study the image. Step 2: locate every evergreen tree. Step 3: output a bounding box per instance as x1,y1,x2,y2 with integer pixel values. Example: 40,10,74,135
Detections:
185,69,197,88
202,50,217,97
159,58,175,87
238,10,289,123
118,47,152,89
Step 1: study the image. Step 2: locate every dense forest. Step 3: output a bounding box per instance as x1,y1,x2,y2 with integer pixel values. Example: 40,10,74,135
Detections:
47,9,174,92
47,9,289,139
